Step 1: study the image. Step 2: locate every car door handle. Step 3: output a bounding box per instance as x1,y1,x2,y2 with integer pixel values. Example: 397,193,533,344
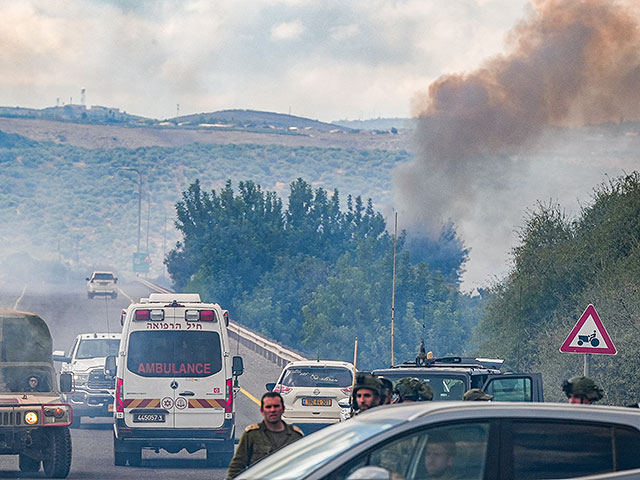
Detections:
178,391,195,396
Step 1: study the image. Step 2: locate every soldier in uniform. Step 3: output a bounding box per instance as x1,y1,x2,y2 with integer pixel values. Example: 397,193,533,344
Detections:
227,391,303,478
561,376,604,404
352,373,383,415
462,388,493,401
393,377,434,403
379,377,394,405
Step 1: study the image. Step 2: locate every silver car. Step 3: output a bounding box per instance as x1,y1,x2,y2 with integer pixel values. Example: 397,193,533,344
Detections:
236,402,640,480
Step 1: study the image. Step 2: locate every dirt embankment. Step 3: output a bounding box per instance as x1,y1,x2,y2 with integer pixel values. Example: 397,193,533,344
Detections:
0,117,411,151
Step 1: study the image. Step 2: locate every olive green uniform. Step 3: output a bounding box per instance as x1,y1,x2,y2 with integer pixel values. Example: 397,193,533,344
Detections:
227,421,304,478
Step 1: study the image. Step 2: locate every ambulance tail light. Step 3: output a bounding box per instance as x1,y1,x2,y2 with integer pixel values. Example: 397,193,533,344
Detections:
223,311,229,326
186,310,216,322
225,378,233,413
135,309,164,321
115,377,124,413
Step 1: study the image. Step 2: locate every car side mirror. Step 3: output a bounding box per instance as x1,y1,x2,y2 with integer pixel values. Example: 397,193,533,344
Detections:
115,277,118,283
232,356,244,377
60,373,73,393
53,351,71,363
265,383,275,392
338,397,351,409
85,277,90,281
104,355,117,377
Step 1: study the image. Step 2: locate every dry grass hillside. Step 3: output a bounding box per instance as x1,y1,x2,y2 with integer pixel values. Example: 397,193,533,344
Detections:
0,117,410,151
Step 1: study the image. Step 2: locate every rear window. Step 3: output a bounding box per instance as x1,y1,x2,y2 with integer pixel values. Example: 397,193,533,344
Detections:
75,339,120,359
93,273,114,280
377,373,467,400
280,367,353,388
126,331,222,377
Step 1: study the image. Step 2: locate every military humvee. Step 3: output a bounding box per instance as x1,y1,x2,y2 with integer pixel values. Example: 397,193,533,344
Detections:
0,309,73,478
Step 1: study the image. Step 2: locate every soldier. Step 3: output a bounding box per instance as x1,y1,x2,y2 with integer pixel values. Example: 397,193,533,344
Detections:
352,373,383,414
561,376,604,405
394,377,434,403
462,388,493,401
227,391,303,478
24,375,40,392
379,377,394,405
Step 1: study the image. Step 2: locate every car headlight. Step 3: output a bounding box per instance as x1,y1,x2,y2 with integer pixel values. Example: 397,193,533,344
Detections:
24,411,39,425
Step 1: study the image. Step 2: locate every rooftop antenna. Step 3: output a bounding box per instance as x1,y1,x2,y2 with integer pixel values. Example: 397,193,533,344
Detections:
56,98,60,107
80,88,86,106
176,104,180,118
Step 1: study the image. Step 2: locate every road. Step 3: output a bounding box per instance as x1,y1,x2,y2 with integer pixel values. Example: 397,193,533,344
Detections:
0,279,283,478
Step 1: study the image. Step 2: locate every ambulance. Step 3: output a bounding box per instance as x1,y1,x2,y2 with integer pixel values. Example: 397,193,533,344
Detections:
105,293,244,468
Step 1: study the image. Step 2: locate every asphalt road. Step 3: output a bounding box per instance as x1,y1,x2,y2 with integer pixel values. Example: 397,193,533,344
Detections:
0,279,284,478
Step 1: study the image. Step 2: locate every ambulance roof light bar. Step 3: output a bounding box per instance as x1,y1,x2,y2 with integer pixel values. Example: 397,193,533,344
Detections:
147,293,201,303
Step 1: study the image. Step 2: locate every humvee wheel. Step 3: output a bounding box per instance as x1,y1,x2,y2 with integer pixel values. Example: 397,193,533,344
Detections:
42,427,72,478
19,453,41,472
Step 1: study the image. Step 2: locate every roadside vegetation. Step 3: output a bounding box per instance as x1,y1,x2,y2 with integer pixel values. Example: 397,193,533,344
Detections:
166,178,481,370
479,172,640,404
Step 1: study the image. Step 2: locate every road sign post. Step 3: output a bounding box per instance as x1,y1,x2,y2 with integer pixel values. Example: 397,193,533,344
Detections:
560,304,616,375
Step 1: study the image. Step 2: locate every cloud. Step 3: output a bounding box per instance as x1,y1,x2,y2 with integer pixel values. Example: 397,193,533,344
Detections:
271,20,305,40
0,0,528,120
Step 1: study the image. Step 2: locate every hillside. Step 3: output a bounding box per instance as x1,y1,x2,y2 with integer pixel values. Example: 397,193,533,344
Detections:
0,109,409,151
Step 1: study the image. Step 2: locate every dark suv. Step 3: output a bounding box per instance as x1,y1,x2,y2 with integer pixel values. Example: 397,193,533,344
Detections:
372,347,543,402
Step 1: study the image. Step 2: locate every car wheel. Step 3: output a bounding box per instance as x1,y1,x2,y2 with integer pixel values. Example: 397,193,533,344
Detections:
112,293,118,299
70,415,81,428
88,293,94,299
19,453,41,472
127,447,142,467
42,427,72,478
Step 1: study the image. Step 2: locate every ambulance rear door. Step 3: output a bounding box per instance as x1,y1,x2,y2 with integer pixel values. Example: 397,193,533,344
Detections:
123,306,180,429
172,306,228,430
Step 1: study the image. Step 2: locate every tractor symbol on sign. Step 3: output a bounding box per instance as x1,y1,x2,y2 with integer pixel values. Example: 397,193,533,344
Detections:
577,330,600,347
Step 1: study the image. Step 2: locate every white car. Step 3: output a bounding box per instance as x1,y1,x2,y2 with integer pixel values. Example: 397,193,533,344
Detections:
86,271,118,299
237,402,640,480
266,360,355,434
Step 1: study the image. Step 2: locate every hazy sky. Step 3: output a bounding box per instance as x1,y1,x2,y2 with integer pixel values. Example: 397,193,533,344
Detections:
0,0,528,122
3,0,638,292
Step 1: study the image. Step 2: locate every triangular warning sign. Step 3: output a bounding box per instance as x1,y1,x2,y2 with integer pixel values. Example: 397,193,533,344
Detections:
560,304,616,355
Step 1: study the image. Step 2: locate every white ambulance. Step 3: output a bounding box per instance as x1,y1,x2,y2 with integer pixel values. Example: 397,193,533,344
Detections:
105,293,244,468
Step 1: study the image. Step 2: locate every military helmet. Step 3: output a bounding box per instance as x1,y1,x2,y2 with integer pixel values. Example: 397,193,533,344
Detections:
463,388,493,401
378,377,393,398
562,376,604,402
394,377,434,401
353,372,383,398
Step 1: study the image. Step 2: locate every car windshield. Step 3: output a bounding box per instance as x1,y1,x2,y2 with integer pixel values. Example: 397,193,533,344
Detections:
378,373,468,401
93,273,114,280
126,331,222,377
280,366,353,388
237,416,402,479
75,339,120,359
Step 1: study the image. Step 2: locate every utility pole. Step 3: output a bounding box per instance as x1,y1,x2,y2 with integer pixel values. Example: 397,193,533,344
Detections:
119,167,142,253
391,212,397,366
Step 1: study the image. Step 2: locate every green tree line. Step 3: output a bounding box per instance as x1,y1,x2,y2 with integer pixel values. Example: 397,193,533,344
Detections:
166,178,479,369
478,172,640,405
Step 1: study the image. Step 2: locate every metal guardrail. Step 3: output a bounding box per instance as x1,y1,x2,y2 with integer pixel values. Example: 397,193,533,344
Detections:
135,278,307,367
